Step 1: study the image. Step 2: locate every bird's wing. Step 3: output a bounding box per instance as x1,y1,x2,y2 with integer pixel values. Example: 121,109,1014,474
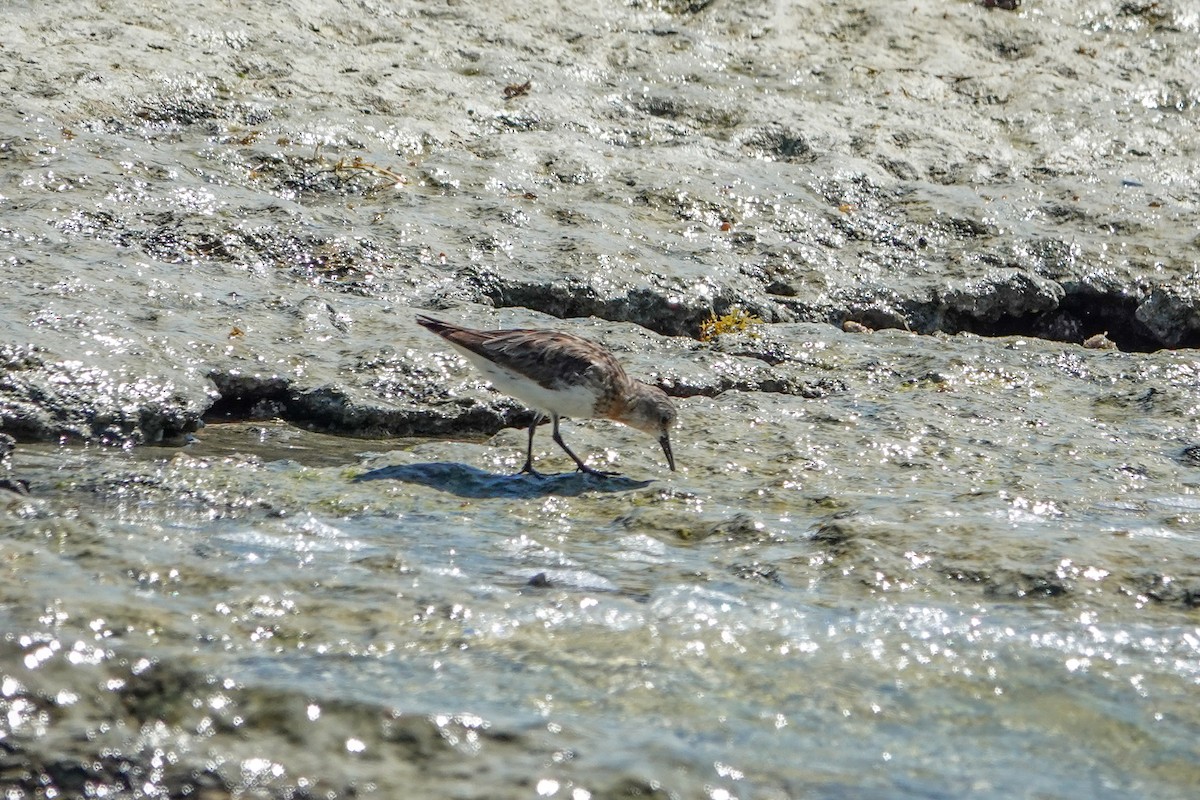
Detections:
474,329,627,392
416,316,628,392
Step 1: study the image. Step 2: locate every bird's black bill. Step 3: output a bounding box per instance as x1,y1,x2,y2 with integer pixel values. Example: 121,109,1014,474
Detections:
660,433,676,472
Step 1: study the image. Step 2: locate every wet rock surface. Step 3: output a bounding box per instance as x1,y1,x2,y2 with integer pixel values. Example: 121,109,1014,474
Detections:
2,1,1200,798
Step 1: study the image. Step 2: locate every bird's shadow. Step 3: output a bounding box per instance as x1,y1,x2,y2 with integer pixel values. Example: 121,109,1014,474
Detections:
353,462,652,498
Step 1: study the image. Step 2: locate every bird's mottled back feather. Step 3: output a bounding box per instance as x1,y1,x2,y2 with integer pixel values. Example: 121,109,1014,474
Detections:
416,315,628,400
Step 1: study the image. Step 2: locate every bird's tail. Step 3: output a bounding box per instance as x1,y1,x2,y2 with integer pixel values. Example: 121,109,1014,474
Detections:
415,314,459,338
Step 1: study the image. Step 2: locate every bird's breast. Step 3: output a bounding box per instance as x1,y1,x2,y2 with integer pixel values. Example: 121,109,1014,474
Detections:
460,350,601,418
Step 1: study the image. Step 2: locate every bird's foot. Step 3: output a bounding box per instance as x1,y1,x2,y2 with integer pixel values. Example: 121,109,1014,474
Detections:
517,462,547,479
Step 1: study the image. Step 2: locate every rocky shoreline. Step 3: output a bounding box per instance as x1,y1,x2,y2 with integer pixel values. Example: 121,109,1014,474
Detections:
3,1,1199,447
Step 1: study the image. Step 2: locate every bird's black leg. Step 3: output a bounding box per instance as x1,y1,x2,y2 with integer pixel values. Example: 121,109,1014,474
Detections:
518,414,546,478
550,414,618,477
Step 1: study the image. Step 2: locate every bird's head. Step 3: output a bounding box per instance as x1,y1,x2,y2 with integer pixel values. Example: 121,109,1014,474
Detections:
623,383,678,471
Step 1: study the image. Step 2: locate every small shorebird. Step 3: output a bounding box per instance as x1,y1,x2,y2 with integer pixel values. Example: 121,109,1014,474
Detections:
416,315,677,477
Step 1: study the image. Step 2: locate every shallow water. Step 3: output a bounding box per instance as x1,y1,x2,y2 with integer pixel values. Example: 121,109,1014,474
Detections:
5,338,1200,797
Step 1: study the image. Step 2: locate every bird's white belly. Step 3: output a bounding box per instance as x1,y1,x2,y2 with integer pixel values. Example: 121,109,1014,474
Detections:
454,348,599,419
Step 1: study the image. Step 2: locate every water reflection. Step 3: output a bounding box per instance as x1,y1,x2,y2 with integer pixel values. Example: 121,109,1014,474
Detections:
354,462,652,498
